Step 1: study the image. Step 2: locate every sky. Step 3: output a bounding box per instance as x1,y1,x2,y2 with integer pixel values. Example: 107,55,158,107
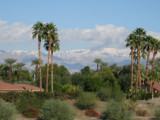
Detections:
0,0,160,56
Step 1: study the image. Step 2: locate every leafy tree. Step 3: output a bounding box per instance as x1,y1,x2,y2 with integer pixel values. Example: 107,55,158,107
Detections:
32,21,44,91
97,67,116,86
4,58,17,83
93,58,102,71
81,66,92,75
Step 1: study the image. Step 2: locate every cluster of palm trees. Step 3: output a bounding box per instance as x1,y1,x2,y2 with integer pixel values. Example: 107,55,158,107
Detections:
126,28,160,93
32,21,59,92
93,58,108,71
3,58,25,83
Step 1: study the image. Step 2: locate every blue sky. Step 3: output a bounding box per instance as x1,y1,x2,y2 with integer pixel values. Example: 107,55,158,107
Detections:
0,0,160,52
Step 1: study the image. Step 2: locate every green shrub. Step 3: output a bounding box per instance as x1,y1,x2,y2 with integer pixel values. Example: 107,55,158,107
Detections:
97,84,125,101
76,92,97,109
40,99,74,120
102,99,134,120
111,84,126,101
155,106,160,120
97,87,112,101
0,98,17,120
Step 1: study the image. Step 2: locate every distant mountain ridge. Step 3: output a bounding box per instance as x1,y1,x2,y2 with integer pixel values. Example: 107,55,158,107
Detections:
0,48,132,73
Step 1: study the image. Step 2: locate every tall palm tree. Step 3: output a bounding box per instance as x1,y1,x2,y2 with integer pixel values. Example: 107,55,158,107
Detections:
150,39,160,93
14,62,25,81
144,36,154,92
44,38,60,92
134,28,146,90
43,23,57,92
32,21,44,91
126,33,136,93
4,58,17,83
93,58,102,71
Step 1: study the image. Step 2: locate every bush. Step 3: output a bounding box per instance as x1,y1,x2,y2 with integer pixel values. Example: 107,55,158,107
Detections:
23,105,39,118
155,106,160,120
85,109,99,117
102,100,134,120
53,82,63,92
0,98,17,120
97,84,126,101
97,87,112,101
76,92,97,109
40,99,74,120
136,109,147,117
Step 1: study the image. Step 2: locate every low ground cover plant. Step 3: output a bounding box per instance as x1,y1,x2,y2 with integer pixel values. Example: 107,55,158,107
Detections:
76,92,97,109
136,109,147,117
85,109,99,117
40,99,74,120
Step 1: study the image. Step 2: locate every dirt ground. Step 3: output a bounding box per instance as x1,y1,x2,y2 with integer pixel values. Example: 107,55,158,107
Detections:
16,97,160,120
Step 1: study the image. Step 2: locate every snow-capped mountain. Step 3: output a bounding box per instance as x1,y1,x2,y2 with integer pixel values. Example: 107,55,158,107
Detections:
0,48,131,73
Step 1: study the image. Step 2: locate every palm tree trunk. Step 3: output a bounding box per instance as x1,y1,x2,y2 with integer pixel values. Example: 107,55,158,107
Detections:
136,68,138,93
46,37,52,92
38,36,42,91
51,49,53,93
97,64,98,71
36,65,38,81
145,48,151,93
19,68,22,81
9,65,12,83
137,44,141,89
150,49,157,93
131,48,134,93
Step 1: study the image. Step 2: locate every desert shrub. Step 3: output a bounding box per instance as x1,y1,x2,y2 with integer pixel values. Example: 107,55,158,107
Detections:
23,105,39,118
127,100,137,111
111,84,126,101
155,106,160,120
97,84,126,101
136,109,147,117
40,99,74,120
97,87,112,101
85,109,99,117
0,98,17,120
76,92,97,109
102,99,134,120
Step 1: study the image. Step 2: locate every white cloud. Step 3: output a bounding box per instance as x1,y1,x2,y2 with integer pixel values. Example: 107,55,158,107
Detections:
59,24,130,49
0,20,32,42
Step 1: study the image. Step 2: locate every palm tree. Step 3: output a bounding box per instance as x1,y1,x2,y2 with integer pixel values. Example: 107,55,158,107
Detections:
32,21,44,91
0,64,9,81
44,33,60,92
93,58,102,71
126,33,136,93
4,58,17,83
31,59,40,81
14,62,25,81
144,36,154,92
43,22,57,92
134,28,146,90
150,39,160,93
